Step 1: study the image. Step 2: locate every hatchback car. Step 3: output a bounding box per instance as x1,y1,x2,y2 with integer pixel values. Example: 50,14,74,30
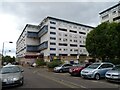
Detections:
81,62,114,80
54,64,72,73
69,63,91,76
105,65,120,83
0,64,24,88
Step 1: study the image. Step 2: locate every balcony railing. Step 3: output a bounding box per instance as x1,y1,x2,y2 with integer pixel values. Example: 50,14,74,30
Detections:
27,31,38,38
38,25,48,37
26,45,39,52
38,41,48,51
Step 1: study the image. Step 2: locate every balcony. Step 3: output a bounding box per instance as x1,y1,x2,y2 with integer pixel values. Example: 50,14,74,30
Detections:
27,31,38,38
26,45,39,52
38,41,48,51
38,25,48,37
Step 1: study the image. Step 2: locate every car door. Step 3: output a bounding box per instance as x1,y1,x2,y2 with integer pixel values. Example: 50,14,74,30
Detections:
63,64,72,72
98,64,114,77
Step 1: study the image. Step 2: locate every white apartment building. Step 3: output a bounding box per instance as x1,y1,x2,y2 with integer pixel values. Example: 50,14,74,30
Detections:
16,16,94,64
99,2,120,23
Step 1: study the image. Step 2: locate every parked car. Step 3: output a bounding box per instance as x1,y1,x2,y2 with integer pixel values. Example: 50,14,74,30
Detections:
81,62,115,80
53,64,72,73
105,65,120,83
69,63,91,76
0,64,24,88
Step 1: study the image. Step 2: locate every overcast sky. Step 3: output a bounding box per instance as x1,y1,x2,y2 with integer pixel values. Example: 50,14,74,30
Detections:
0,0,119,57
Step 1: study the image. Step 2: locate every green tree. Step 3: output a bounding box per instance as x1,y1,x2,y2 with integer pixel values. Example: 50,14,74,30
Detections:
86,22,120,61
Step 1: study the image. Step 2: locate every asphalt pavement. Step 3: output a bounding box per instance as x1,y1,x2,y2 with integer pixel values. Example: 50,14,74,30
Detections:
2,66,120,90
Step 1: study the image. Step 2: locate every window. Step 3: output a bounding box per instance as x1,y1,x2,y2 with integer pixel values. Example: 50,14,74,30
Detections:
58,28,67,32
50,32,56,35
59,54,68,56
59,48,62,51
63,38,67,42
50,37,56,40
50,26,56,29
64,34,67,37
50,21,56,24
59,43,68,46
70,30,77,33
100,64,113,69
79,32,86,35
112,11,116,14
70,49,72,51
70,44,77,47
50,42,56,45
80,45,85,47
74,40,77,42
50,48,56,50
70,39,72,42
59,38,62,40
50,53,56,56
74,49,78,52
102,14,109,19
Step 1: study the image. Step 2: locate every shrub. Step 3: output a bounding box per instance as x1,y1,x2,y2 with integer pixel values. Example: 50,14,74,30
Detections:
47,60,62,68
36,59,46,66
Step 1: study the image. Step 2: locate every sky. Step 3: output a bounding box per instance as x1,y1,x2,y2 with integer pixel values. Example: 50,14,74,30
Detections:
0,0,119,57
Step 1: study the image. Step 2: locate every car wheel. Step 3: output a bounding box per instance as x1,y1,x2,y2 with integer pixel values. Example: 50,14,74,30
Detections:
94,74,100,80
20,78,24,86
59,69,63,73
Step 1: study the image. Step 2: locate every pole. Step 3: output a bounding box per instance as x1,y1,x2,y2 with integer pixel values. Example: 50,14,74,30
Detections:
1,42,4,65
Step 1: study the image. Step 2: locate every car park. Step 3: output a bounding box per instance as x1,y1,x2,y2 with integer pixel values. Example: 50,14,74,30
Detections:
81,62,115,80
53,64,72,73
0,64,24,88
69,63,91,76
105,65,120,83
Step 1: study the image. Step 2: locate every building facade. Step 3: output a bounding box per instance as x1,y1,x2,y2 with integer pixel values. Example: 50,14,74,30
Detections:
99,2,120,23
16,16,94,64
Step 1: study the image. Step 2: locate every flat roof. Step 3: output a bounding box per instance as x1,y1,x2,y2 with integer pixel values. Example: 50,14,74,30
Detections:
46,16,95,28
16,24,39,43
99,2,120,15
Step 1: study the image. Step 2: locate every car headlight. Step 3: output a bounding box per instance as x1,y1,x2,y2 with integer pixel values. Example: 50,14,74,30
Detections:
3,79,7,82
13,77,19,81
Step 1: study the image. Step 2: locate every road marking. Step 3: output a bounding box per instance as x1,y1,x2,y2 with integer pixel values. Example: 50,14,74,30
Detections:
35,71,88,89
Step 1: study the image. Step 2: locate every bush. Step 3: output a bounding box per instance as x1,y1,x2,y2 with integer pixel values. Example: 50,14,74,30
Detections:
36,59,46,66
47,60,62,68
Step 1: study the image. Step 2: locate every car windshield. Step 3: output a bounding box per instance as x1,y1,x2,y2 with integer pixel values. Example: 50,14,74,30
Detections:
1,66,21,74
113,65,120,71
87,64,100,69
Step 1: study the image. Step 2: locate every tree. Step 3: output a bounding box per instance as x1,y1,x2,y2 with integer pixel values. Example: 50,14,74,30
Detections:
3,55,16,63
86,22,120,61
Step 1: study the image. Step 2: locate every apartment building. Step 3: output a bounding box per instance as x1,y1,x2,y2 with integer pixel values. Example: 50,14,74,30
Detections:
99,2,120,23
16,16,94,64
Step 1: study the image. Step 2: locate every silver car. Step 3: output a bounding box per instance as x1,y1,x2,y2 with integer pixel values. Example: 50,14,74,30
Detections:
54,64,72,73
0,64,24,88
81,62,115,80
105,65,120,83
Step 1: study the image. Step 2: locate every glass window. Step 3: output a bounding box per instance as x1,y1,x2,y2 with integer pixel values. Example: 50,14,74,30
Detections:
87,64,100,69
50,32,56,35
50,48,56,50
50,21,56,24
50,26,56,29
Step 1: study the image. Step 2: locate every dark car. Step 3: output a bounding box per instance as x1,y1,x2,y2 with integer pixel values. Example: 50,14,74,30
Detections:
53,64,72,73
69,63,91,76
0,64,24,88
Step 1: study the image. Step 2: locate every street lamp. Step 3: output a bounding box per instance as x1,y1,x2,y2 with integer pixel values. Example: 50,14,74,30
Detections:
1,41,13,65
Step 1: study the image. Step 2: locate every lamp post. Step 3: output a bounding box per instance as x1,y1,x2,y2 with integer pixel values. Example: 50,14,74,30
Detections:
1,41,13,65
